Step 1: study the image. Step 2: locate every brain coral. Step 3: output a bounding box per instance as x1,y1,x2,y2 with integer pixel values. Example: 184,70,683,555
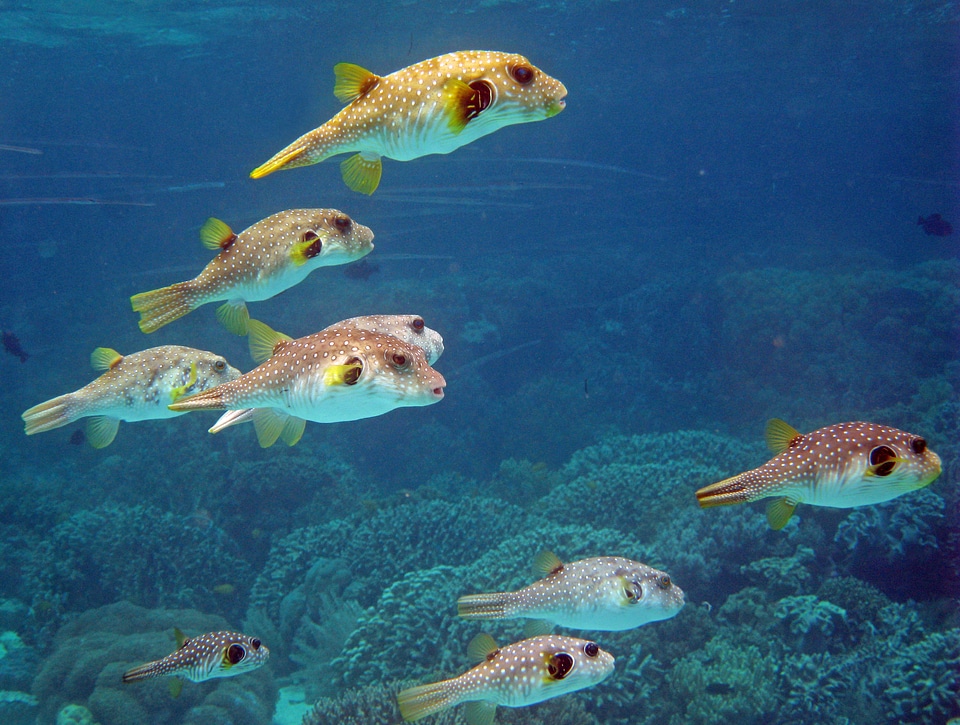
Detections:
31,601,275,725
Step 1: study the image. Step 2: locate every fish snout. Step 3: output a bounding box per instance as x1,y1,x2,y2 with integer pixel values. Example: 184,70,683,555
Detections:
429,370,446,400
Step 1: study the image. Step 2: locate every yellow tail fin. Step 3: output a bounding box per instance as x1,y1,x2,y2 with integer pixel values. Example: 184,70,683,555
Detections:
695,474,750,508
22,394,75,435
457,593,509,620
131,282,197,334
397,680,457,722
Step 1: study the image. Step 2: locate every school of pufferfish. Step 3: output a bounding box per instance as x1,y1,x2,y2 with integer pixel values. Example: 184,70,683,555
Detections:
19,50,944,724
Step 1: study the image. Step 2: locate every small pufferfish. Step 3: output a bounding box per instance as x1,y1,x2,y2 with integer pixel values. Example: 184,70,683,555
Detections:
397,633,613,723
695,419,942,530
122,628,268,694
250,50,568,194
21,345,240,448
458,550,684,632
130,209,374,335
168,325,446,448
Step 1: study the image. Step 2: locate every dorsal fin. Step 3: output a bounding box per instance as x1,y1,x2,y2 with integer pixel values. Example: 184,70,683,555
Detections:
466,633,499,663
199,217,237,250
765,418,802,454
174,627,188,648
91,347,122,371
533,550,564,577
247,318,292,364
333,63,380,104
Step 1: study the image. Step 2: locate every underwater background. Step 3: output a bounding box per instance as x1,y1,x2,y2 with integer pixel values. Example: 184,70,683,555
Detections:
0,1,958,724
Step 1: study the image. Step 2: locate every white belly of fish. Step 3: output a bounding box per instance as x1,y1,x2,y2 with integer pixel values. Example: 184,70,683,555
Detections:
259,376,407,423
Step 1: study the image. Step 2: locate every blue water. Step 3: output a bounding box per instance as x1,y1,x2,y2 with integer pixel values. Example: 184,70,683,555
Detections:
0,2,957,724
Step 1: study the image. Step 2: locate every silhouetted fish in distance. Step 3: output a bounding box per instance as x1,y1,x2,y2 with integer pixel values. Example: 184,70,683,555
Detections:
2,330,28,362
917,213,953,236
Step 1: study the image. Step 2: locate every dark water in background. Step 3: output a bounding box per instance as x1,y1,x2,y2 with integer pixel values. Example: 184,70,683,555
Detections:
0,2,958,724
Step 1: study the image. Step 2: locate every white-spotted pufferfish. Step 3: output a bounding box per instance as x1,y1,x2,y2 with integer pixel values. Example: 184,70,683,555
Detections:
695,419,942,529
168,324,445,447
21,345,240,448
458,550,684,632
131,209,373,335
122,628,268,695
250,50,568,194
397,633,613,723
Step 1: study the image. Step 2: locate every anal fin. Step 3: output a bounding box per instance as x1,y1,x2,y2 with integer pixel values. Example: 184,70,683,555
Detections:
765,498,798,530
340,153,382,195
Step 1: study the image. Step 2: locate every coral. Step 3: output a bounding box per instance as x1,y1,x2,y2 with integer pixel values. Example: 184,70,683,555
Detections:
741,545,816,597
816,576,892,626
22,504,252,626
56,704,98,725
31,602,275,725
665,634,780,725
773,595,848,653
0,689,38,725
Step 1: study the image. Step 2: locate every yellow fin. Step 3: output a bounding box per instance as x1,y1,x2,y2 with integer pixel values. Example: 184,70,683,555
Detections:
216,301,250,336
91,347,122,371
279,416,306,447
765,418,802,454
85,416,119,448
252,409,286,448
340,153,382,195
464,702,497,725
168,677,183,698
333,62,380,103
169,362,198,402
766,498,797,530
174,627,188,648
199,217,236,250
523,619,554,638
466,633,499,663
289,235,323,267
247,318,292,364
533,550,564,577
323,363,362,386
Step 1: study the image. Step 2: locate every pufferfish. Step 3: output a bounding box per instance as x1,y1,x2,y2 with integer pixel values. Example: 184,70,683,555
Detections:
250,50,568,194
397,633,613,723
168,325,446,448
122,629,268,695
695,419,942,530
21,345,240,448
246,314,444,365
458,551,684,632
130,209,374,335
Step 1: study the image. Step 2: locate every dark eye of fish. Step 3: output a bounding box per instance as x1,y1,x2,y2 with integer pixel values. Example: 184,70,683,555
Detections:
227,644,246,664
511,64,534,84
869,445,898,477
412,317,425,332
547,652,575,680
465,80,494,120
390,352,408,369
584,642,599,658
332,214,352,232
302,230,323,259
251,638,261,650
657,575,672,589
214,359,226,371
910,437,926,454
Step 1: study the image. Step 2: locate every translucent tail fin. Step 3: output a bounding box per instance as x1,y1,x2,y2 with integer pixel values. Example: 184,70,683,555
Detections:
121,660,164,683
167,386,229,413
22,394,76,434
397,680,458,722
457,593,510,620
130,281,197,334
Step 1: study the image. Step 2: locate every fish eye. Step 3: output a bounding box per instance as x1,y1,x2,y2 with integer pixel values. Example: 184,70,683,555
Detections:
869,445,898,477
510,64,534,84
584,642,599,658
214,360,226,371
251,638,261,650
910,437,926,455
657,575,672,589
332,214,352,232
547,652,575,680
227,644,246,664
412,317,425,332
391,353,408,368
